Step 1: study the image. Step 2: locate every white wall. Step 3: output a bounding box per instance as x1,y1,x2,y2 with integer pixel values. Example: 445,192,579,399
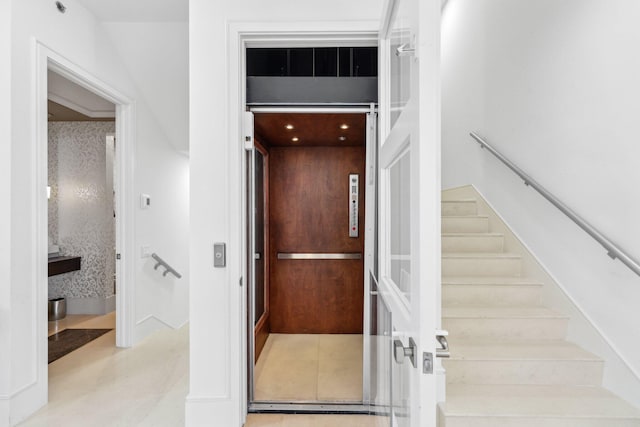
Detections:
101,22,189,153
0,0,13,421
133,105,189,340
3,0,189,425
188,1,382,425
442,0,640,398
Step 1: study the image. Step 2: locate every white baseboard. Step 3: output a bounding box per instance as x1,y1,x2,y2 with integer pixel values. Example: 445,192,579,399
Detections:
134,314,188,344
185,396,240,427
0,397,8,427
0,380,46,427
66,295,115,315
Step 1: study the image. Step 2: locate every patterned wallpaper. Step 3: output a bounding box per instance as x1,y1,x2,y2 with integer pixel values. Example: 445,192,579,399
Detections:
48,122,116,300
48,128,59,246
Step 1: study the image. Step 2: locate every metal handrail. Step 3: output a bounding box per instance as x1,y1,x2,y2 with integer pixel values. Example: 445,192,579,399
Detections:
151,253,182,279
470,132,640,277
277,252,362,260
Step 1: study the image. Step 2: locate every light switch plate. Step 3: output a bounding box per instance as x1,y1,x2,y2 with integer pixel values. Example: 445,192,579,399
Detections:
140,194,151,209
141,245,151,258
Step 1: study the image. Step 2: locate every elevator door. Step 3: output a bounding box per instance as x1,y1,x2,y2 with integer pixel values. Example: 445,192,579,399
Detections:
269,145,365,334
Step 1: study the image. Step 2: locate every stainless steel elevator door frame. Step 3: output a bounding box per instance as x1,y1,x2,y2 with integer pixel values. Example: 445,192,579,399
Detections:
246,106,379,414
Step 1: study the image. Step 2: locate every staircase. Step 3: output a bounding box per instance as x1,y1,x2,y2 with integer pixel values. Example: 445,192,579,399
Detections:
438,196,640,427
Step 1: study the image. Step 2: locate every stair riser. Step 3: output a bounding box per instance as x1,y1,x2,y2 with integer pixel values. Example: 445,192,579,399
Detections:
442,217,489,233
442,235,504,253
443,318,568,340
442,257,521,277
444,360,603,386
443,285,541,307
439,415,640,427
442,201,478,216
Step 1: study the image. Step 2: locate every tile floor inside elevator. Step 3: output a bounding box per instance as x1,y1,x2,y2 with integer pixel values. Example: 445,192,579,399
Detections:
254,333,363,402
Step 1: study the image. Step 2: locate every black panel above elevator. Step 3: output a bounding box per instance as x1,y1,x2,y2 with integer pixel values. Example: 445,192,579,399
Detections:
246,47,378,105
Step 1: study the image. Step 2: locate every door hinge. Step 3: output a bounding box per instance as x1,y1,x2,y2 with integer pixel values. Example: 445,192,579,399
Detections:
116,253,121,260
244,111,254,150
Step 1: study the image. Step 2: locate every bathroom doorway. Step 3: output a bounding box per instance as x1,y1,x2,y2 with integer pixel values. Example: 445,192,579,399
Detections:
35,44,137,402
46,70,118,361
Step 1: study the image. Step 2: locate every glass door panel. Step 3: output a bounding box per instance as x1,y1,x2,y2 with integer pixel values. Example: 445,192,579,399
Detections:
253,150,266,325
376,0,442,426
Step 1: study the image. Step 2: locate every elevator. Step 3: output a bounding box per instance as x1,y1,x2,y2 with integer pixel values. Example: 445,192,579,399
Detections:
243,45,379,412
245,108,378,411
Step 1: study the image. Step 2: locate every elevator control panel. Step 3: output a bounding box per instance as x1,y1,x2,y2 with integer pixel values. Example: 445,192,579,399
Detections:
349,174,359,238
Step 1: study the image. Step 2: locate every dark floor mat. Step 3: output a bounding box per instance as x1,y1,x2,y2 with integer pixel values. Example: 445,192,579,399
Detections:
48,329,113,364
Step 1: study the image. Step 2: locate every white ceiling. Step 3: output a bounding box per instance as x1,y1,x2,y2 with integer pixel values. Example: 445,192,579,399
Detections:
48,71,116,118
102,22,189,152
76,0,188,22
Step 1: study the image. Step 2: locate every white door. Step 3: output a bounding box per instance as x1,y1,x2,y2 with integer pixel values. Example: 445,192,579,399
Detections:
375,0,441,426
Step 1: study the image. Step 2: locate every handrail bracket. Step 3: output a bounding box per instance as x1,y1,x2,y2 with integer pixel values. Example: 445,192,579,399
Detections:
151,253,182,279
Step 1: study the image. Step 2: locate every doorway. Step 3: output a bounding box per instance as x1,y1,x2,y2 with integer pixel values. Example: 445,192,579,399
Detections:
247,109,377,410
34,43,136,404
46,70,118,359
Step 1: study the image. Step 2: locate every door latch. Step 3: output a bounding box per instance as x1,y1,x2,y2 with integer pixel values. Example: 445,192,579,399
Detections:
436,330,450,358
393,337,417,368
423,352,433,374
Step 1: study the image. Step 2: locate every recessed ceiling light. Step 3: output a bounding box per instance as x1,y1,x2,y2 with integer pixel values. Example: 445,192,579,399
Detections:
339,136,347,141
340,124,349,130
285,124,294,130
292,137,299,142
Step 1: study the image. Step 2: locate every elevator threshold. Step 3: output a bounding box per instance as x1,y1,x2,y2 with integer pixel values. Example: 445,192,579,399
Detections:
249,402,371,415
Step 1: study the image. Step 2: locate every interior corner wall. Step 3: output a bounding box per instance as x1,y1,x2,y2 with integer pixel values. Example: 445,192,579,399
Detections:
188,1,382,425
6,0,190,424
133,106,190,342
442,0,640,400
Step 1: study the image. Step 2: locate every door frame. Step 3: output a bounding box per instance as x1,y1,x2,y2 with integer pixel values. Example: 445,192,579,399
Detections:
226,22,381,418
245,106,378,412
34,40,136,381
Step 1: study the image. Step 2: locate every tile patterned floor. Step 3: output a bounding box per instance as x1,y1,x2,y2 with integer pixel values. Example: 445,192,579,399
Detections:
21,322,383,426
48,328,113,363
21,312,188,427
47,311,116,336
254,334,363,403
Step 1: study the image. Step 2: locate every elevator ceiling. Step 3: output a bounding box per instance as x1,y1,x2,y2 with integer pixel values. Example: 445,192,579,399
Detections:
253,113,366,147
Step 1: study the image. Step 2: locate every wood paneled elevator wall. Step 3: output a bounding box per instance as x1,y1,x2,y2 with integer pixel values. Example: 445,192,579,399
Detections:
269,145,365,334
